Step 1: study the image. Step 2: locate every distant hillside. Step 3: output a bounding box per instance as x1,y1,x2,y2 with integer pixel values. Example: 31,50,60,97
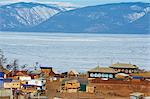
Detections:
34,2,149,34
0,2,150,34
0,2,66,31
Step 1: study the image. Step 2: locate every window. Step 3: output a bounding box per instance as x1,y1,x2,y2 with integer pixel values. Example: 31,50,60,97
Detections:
109,74,113,78
97,73,101,77
90,73,95,77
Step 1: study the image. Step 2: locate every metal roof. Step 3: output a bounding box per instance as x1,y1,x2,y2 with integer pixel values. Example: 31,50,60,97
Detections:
110,63,138,69
88,66,118,73
130,92,144,96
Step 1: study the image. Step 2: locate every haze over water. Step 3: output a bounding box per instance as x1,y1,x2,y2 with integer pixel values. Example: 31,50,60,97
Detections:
0,32,149,72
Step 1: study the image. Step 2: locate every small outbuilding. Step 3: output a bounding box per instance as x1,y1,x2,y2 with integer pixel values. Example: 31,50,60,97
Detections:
61,79,80,93
130,92,144,99
67,69,79,77
40,66,55,77
86,85,95,93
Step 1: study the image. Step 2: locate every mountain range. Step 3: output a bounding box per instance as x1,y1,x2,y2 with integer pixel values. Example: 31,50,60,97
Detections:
0,2,149,34
0,2,66,31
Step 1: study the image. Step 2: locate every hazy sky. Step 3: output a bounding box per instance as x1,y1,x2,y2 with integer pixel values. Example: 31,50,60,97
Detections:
0,0,149,6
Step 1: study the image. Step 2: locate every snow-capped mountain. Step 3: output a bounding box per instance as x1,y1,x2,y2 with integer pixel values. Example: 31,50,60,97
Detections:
0,2,149,34
33,2,149,34
0,2,66,31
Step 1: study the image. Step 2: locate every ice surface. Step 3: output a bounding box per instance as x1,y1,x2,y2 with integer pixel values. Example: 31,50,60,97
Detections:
0,32,149,72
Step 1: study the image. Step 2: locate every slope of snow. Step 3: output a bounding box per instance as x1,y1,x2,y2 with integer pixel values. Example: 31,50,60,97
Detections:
126,6,149,23
0,2,66,29
127,12,145,22
15,6,60,26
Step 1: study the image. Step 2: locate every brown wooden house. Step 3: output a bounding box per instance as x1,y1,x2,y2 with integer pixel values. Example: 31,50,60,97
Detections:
6,70,28,78
28,70,41,79
88,66,118,79
61,79,80,93
0,65,9,78
110,63,139,74
68,70,79,78
40,66,55,77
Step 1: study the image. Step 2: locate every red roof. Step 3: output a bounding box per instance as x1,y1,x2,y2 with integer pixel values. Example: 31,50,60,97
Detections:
7,70,28,77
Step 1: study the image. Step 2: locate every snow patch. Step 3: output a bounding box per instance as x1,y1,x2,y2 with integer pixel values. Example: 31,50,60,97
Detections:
15,6,60,26
126,12,145,22
144,7,150,13
130,5,142,11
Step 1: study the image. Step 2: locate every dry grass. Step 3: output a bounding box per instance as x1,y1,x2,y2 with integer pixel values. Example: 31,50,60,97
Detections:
45,78,150,99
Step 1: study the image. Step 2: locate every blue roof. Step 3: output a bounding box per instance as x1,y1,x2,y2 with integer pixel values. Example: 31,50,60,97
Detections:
22,84,41,87
40,65,52,69
3,78,13,82
132,76,143,79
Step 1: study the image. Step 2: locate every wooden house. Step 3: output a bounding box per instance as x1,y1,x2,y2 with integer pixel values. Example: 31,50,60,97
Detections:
21,84,38,95
28,70,41,79
4,80,21,89
62,79,80,93
130,92,144,99
131,72,150,80
7,70,28,79
67,70,79,77
0,65,10,78
11,81,21,89
88,66,118,79
110,63,139,74
86,85,95,93
40,66,55,77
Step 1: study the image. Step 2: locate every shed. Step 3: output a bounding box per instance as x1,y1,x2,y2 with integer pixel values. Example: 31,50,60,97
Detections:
86,85,95,93
68,69,79,77
130,92,144,99
61,79,80,93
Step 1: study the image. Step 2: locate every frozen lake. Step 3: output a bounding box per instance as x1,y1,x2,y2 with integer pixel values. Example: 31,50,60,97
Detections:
0,32,150,72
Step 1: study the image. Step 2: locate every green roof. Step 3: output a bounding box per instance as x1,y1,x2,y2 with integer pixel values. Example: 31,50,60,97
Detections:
110,63,138,69
89,66,118,73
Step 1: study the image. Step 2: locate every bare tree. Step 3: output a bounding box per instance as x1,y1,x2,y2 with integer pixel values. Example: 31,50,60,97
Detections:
12,59,19,71
6,64,12,70
11,59,19,76
21,64,28,71
0,49,7,67
35,62,39,70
